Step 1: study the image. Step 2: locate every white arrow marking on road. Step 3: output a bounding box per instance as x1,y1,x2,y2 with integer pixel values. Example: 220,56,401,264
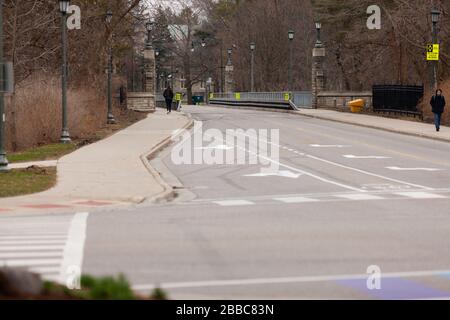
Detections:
244,170,303,179
386,167,443,172
310,144,351,148
343,155,391,159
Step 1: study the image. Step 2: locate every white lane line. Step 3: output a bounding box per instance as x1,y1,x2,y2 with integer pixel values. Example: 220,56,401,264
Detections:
0,240,66,245
238,133,434,191
386,167,444,172
59,212,89,284
213,200,255,207
216,132,365,193
0,259,61,267
0,252,63,259
396,192,447,199
0,245,65,252
310,144,351,148
335,194,385,201
344,155,391,159
133,269,450,291
274,197,319,204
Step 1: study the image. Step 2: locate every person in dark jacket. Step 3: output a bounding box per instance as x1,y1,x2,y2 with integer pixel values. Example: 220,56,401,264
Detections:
430,89,446,132
163,85,174,114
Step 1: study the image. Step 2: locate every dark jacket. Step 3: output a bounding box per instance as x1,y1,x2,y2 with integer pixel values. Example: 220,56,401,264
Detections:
163,88,174,100
430,95,446,114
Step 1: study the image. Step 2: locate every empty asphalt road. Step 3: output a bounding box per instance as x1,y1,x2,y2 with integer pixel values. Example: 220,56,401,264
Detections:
2,105,450,300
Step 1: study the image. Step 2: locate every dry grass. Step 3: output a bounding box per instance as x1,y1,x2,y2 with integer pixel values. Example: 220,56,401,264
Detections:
5,75,108,151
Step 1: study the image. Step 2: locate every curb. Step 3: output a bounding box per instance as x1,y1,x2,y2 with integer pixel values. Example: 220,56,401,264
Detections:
295,112,450,144
206,104,450,144
140,112,194,204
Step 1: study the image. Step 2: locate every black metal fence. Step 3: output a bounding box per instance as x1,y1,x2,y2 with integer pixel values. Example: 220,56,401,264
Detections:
372,85,424,117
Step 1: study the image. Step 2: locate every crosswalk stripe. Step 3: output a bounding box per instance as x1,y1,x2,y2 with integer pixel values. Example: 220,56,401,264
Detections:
335,194,385,201
0,252,63,259
0,259,61,267
0,239,67,245
274,197,319,204
0,236,67,241
29,266,62,275
0,245,65,251
214,200,255,206
396,192,447,199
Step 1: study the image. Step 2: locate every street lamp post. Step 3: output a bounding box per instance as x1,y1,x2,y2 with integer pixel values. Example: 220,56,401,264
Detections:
59,0,71,143
431,8,440,90
288,30,294,92
146,19,154,49
250,42,255,92
106,10,116,124
0,0,8,171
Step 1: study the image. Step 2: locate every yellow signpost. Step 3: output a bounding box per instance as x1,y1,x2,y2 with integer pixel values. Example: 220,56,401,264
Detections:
284,93,291,101
427,44,440,61
235,92,241,100
175,93,182,101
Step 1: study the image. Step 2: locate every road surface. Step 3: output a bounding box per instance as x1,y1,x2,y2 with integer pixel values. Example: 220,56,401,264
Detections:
2,105,450,299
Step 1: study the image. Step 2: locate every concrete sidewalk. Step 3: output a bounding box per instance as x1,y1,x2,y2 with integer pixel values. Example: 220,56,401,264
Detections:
294,109,450,143
0,109,192,213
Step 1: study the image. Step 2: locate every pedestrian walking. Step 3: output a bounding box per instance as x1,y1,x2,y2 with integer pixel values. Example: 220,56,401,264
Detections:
163,85,174,114
430,89,446,132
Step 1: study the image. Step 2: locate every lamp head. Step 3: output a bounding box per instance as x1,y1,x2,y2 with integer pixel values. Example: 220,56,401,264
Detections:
106,10,113,23
288,30,295,40
431,8,441,24
315,21,322,30
59,0,70,14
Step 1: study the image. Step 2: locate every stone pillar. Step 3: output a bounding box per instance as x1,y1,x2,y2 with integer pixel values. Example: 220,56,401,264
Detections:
224,50,235,93
312,42,326,109
143,46,156,110
224,64,234,93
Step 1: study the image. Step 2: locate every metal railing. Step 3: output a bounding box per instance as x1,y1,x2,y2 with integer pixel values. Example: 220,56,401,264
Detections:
210,91,312,109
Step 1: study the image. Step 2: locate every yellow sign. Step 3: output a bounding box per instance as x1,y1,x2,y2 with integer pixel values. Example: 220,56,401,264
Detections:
284,93,291,101
209,93,214,99
175,93,182,101
235,92,241,100
427,44,440,61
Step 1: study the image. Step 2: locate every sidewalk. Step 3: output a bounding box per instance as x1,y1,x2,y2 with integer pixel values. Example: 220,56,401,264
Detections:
294,109,450,143
0,109,192,214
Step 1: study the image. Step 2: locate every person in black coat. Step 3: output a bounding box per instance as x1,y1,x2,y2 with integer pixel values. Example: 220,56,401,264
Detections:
163,85,174,114
430,89,446,132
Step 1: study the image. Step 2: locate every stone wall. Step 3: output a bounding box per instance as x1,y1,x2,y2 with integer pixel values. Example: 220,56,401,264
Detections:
317,91,373,111
127,92,156,112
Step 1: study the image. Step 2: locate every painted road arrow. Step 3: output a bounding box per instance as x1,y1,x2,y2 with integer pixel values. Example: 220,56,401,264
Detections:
244,170,303,179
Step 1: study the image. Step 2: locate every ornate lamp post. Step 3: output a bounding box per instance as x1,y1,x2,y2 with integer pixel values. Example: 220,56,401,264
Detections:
431,8,440,90
288,30,294,91
106,10,116,124
59,0,71,143
250,42,255,92
0,0,9,171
